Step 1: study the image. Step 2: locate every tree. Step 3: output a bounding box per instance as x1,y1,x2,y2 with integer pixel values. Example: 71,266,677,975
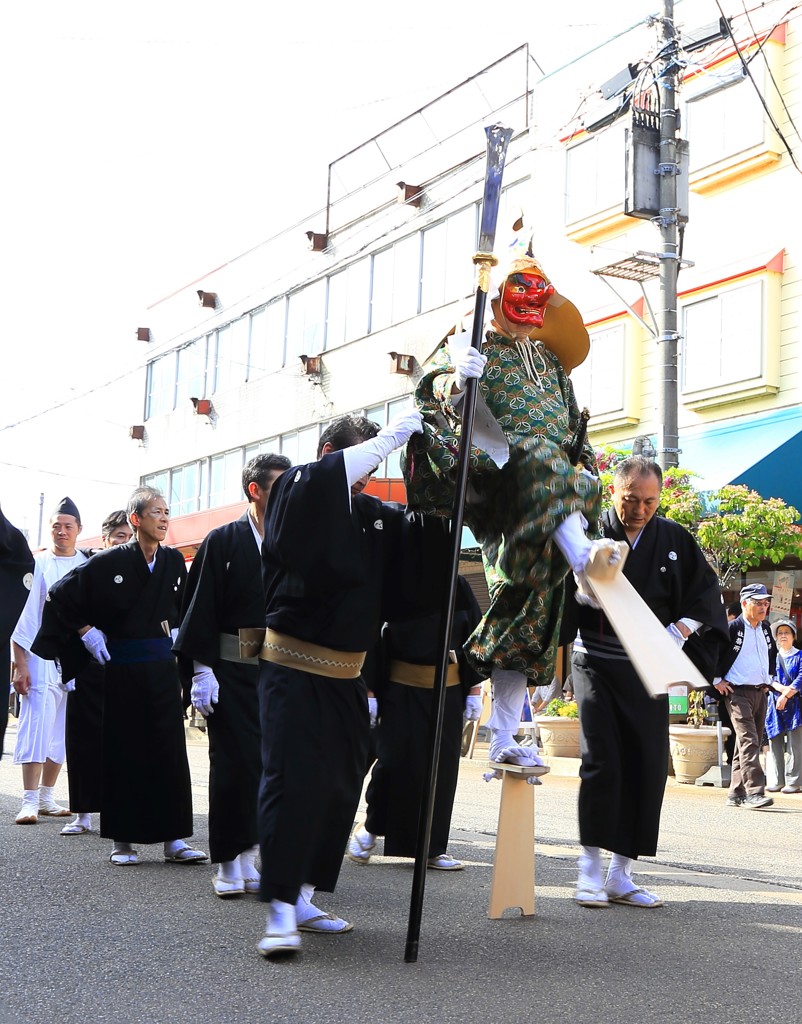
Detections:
594,446,802,588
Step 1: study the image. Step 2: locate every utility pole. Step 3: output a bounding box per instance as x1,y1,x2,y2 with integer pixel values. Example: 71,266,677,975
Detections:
656,0,680,470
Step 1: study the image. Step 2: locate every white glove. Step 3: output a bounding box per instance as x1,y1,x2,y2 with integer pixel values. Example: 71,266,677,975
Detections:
666,623,687,648
452,346,487,391
81,627,110,664
367,696,378,727
59,678,76,693
573,571,600,609
170,628,179,643
191,667,219,717
342,408,424,486
464,694,483,721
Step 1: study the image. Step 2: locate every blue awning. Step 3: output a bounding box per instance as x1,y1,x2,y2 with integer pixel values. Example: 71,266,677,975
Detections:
679,408,802,514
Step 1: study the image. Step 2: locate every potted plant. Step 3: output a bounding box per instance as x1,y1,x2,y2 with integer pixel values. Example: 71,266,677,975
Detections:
668,690,731,783
534,697,581,759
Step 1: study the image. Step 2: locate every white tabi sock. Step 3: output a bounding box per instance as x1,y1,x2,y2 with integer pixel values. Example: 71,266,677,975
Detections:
577,845,604,890
218,858,241,882
553,512,592,574
266,900,298,937
605,853,634,894
487,669,542,766
75,813,92,829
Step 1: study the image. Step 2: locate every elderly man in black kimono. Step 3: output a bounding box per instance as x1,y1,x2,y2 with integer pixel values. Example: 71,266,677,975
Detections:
256,409,444,958
175,452,290,898
571,456,727,908
33,487,206,867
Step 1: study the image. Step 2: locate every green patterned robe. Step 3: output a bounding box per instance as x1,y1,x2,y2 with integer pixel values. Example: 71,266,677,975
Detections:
403,331,601,684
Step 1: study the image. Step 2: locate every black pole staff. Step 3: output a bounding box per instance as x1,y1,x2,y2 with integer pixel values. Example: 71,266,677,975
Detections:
404,123,512,964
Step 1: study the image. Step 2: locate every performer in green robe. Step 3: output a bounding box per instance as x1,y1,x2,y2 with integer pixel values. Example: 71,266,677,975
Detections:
405,251,618,765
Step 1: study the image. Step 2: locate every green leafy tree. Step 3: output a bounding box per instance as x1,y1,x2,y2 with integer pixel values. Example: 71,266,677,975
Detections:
595,446,802,587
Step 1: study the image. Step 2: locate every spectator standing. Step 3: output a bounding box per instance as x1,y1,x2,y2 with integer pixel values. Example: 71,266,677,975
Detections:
715,583,777,810
11,498,86,824
765,618,801,794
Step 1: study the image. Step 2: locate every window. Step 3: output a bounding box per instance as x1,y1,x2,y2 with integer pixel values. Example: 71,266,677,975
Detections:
326,258,370,348
244,437,280,462
214,317,249,393
686,78,764,172
370,247,394,333
170,462,200,516
421,206,477,312
209,449,243,507
286,280,325,361
682,281,763,392
143,471,169,499
145,352,176,419
248,300,286,378
175,337,207,407
570,323,626,416
565,126,626,223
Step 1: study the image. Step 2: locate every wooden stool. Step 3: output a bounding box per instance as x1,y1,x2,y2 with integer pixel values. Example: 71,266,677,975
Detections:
487,761,550,919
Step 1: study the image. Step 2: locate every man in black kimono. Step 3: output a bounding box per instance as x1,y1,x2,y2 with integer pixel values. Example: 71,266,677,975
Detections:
571,456,727,908
256,409,443,958
348,576,482,870
0,504,34,758
33,487,206,867
61,509,133,836
175,452,290,898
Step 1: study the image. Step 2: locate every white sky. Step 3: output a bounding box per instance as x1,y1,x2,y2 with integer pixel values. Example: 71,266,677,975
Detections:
0,0,662,540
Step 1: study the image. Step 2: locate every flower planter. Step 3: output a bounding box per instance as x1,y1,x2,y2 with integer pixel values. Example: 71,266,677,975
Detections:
534,715,581,759
668,724,731,784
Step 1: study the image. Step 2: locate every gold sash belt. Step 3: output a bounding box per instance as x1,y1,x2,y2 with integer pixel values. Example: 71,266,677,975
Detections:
218,630,264,666
259,628,365,679
389,659,461,688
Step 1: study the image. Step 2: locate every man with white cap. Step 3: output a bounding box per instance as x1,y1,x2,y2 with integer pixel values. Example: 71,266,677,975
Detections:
11,497,87,824
715,583,777,809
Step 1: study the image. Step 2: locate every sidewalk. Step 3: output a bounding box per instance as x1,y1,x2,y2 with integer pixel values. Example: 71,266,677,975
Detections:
1,721,800,1024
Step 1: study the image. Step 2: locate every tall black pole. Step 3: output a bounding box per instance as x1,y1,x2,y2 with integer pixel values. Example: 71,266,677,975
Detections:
404,123,512,963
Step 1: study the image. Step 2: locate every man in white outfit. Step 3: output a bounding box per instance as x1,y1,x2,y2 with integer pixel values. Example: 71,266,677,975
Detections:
12,497,87,824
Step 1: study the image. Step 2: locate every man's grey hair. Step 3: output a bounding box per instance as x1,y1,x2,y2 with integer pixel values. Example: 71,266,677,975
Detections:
613,456,663,489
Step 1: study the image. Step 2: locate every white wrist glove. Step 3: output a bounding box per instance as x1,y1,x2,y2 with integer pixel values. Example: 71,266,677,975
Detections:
81,627,110,664
341,408,424,487
59,678,76,693
170,628,179,643
191,666,219,717
452,346,487,391
367,696,378,727
666,623,687,648
464,694,483,721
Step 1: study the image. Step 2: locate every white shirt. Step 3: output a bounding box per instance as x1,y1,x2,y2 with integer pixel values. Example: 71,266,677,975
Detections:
727,620,771,687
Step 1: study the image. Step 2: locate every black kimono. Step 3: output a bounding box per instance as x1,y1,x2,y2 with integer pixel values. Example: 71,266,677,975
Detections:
364,576,482,858
174,513,263,863
258,452,446,905
572,509,727,858
0,508,34,755
34,542,192,844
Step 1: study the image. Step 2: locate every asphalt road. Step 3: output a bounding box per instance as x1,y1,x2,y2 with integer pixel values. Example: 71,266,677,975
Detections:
2,722,800,1024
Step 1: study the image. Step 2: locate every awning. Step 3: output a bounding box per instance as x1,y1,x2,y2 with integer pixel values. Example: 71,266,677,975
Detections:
679,408,802,513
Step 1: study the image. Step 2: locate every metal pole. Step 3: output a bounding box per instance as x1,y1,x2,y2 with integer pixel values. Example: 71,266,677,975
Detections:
404,124,512,964
656,0,680,470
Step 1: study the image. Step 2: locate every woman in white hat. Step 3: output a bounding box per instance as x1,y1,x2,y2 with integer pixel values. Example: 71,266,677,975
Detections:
766,618,802,793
